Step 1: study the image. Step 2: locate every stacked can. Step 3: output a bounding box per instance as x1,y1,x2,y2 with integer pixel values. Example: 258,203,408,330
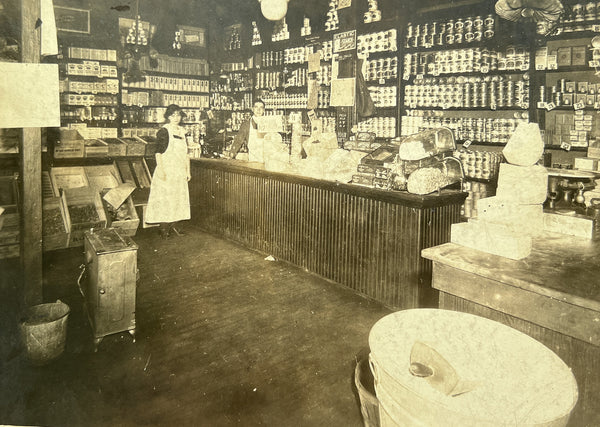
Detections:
357,30,398,55
366,57,398,81
405,14,495,49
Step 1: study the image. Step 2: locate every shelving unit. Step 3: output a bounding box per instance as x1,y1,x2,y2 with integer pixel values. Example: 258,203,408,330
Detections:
57,46,120,141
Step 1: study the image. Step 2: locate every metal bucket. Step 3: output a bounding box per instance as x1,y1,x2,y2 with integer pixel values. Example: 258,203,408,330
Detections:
355,353,380,427
19,300,70,365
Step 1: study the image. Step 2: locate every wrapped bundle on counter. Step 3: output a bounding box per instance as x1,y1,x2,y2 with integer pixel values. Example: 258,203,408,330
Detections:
397,127,455,161
407,157,464,195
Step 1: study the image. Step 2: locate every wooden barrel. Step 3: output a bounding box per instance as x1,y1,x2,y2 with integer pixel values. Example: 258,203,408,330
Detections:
369,309,578,427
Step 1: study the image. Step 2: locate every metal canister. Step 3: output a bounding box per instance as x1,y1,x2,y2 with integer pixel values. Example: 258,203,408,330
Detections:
464,82,472,108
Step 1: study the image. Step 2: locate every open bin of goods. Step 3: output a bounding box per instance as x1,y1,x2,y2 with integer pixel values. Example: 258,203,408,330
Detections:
99,138,128,157
85,164,140,236
42,192,70,251
353,128,464,194
64,187,107,247
53,129,85,158
0,174,20,259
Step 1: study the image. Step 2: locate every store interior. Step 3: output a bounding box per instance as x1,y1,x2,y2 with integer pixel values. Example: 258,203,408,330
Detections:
0,0,599,426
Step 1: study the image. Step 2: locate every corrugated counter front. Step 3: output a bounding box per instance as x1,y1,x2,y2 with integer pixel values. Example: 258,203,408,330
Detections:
189,158,467,309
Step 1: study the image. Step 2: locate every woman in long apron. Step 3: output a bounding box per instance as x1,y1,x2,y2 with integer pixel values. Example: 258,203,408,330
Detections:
145,104,191,238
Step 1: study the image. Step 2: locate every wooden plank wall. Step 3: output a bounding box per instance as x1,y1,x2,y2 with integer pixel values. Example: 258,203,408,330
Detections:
190,164,462,309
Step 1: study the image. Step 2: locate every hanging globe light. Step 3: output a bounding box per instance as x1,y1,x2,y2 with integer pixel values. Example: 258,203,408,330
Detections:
260,0,289,21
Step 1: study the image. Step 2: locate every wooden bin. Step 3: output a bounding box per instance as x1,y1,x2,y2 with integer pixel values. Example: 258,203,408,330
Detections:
100,138,128,157
84,139,109,158
85,164,121,192
50,166,89,196
42,192,71,251
121,137,147,157
54,139,85,158
100,189,139,236
64,187,107,247
0,205,19,259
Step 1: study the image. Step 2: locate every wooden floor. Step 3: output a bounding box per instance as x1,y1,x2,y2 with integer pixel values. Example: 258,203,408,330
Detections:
0,224,391,427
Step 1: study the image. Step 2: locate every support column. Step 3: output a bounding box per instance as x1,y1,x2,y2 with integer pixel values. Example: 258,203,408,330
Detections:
20,0,43,305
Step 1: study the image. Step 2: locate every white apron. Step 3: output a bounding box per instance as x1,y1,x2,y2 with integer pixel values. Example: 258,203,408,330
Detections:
145,125,190,223
247,123,265,163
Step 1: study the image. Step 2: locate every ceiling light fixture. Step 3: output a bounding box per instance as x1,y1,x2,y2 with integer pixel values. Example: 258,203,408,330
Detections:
259,0,290,21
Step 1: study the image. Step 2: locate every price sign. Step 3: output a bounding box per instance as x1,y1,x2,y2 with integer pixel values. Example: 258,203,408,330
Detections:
379,78,386,84
574,101,585,110
560,141,572,151
402,74,410,81
589,60,600,67
545,102,556,111
490,103,497,110
547,63,558,70
416,74,424,80
481,65,489,73
535,64,547,71
593,24,600,32
463,139,473,148
432,69,440,76
537,101,547,109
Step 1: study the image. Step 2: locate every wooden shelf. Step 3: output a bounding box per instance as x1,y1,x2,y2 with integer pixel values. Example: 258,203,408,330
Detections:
404,106,528,111
544,145,588,152
404,69,530,80
122,88,210,95
403,39,499,53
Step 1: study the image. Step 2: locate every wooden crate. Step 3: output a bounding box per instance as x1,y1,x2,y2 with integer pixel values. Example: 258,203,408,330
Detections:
0,205,19,259
84,139,109,157
101,190,140,236
130,158,152,188
64,187,107,247
85,164,121,192
50,166,89,196
54,139,85,158
120,137,147,157
138,135,158,156
0,175,17,206
0,243,19,259
42,192,71,251
101,138,128,157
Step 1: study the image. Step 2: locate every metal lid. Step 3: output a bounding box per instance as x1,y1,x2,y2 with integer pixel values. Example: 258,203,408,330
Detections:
84,228,138,253
369,309,578,425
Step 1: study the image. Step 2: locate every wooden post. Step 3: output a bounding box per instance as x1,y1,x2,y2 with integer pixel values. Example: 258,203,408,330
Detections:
20,0,43,306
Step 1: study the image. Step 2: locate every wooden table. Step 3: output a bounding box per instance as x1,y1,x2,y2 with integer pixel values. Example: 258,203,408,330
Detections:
189,158,467,309
422,233,600,427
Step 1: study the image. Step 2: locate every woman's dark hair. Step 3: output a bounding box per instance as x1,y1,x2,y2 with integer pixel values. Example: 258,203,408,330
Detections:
164,104,186,120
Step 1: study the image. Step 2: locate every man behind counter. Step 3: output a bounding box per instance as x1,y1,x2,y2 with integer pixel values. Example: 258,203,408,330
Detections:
223,99,266,162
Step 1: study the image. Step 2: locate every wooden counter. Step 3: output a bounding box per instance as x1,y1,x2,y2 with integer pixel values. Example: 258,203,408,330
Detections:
190,158,467,309
422,234,600,427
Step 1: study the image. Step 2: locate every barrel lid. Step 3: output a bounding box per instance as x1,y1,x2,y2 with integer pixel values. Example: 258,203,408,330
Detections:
369,309,578,425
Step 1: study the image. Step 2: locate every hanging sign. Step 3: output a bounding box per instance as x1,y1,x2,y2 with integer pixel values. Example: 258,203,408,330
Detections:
338,0,352,9
333,30,356,53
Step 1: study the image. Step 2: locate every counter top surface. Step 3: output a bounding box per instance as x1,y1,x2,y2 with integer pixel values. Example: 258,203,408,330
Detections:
422,233,600,312
191,157,467,208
